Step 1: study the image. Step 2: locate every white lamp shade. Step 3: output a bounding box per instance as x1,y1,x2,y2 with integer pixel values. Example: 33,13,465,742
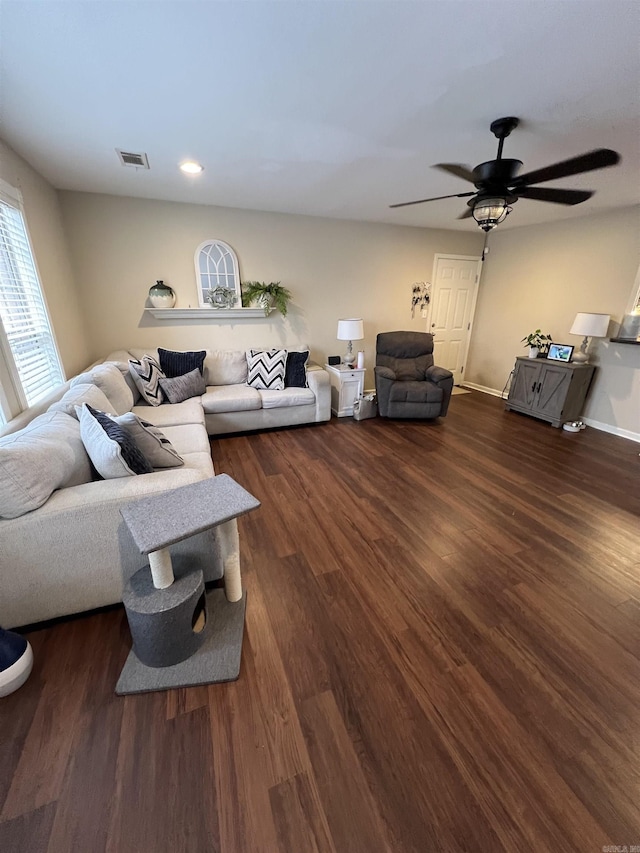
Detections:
570,312,610,338
337,318,364,341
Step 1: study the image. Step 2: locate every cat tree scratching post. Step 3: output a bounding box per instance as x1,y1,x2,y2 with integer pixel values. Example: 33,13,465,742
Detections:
116,474,260,694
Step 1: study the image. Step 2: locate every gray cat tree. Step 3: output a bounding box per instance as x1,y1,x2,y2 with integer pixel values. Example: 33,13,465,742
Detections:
115,474,260,695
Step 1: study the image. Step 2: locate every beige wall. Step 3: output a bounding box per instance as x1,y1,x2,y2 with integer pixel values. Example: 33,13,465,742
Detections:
467,206,640,439
2,148,635,438
58,191,483,375
0,140,90,378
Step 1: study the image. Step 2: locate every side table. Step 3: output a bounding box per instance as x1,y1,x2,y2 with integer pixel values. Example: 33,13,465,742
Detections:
324,364,366,417
115,474,260,695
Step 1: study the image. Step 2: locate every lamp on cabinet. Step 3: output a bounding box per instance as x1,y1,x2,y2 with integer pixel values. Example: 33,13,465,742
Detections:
569,313,610,363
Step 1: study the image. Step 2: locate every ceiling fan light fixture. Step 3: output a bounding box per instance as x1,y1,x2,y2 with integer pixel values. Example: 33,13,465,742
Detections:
179,161,204,175
472,197,511,232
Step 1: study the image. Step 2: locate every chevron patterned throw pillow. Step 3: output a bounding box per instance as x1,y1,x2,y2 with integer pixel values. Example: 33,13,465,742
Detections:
128,355,165,406
246,349,288,390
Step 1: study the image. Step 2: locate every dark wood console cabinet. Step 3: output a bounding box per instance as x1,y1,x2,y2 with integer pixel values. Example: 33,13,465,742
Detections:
505,356,595,428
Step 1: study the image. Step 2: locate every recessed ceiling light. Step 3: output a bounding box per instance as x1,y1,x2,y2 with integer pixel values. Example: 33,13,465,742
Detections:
179,161,204,174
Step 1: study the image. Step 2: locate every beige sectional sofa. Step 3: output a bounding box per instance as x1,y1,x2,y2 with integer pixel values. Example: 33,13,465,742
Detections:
0,347,330,628
105,347,330,436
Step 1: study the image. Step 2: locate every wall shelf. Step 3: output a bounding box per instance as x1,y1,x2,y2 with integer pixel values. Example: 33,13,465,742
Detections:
144,307,271,320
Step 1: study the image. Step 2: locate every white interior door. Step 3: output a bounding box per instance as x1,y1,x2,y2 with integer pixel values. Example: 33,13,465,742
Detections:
430,255,482,385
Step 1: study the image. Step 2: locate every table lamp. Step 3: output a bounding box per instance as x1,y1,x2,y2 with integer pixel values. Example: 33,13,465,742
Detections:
569,312,610,363
337,318,364,366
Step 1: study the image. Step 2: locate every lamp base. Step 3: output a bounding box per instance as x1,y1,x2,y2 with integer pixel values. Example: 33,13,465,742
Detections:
342,343,355,366
572,336,590,363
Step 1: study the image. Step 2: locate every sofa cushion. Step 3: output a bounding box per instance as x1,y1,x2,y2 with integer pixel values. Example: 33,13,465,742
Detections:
71,363,134,415
285,351,309,388
114,413,184,468
77,404,153,479
0,411,93,519
158,348,206,378
128,355,165,406
111,361,141,404
259,387,316,409
160,423,212,456
246,349,287,391
131,398,205,427
203,350,247,385
159,368,206,404
201,384,262,414
49,383,115,418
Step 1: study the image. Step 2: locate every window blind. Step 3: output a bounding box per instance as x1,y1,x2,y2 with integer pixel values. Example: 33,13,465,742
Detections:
0,198,63,408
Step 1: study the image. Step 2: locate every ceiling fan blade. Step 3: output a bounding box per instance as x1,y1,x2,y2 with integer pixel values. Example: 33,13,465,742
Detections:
514,186,593,205
514,149,619,187
389,191,476,209
457,207,474,220
433,163,476,183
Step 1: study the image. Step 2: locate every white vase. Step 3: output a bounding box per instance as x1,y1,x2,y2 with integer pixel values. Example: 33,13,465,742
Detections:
252,293,274,315
149,281,176,308
528,346,539,359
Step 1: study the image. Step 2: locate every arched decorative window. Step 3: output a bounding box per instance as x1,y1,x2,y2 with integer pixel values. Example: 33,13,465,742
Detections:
194,240,241,308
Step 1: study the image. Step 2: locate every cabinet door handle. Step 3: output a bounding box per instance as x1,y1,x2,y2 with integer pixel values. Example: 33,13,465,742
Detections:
537,382,542,393
531,382,537,393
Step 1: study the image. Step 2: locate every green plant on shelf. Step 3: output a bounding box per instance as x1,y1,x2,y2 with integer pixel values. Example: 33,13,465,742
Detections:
241,281,292,317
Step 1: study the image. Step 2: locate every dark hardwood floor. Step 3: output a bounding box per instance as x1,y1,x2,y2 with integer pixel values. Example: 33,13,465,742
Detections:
1,391,639,852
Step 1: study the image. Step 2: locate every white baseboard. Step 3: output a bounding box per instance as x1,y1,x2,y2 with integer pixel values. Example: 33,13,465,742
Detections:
581,417,640,445
460,382,504,398
462,384,640,445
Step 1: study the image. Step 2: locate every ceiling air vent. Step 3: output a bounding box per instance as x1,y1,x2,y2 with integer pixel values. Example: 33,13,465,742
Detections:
116,149,150,169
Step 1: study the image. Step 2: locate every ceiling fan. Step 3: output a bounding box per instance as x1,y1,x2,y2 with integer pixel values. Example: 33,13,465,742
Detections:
390,117,620,231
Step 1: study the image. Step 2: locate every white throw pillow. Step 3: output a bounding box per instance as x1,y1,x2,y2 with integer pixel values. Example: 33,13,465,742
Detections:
246,349,287,391
0,411,93,519
114,412,184,468
71,363,134,415
76,404,153,479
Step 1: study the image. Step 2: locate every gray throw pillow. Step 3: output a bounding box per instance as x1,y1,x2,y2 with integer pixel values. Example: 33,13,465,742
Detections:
77,404,153,479
158,368,206,404
114,412,184,468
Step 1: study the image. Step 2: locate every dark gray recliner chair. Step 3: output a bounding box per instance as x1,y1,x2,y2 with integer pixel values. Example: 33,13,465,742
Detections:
375,331,454,419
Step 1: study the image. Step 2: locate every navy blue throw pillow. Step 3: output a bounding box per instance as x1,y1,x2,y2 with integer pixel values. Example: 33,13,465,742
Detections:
285,351,309,388
86,405,153,475
158,348,206,379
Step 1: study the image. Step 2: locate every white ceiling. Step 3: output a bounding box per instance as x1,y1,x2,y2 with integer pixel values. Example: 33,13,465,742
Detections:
1,1,639,232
